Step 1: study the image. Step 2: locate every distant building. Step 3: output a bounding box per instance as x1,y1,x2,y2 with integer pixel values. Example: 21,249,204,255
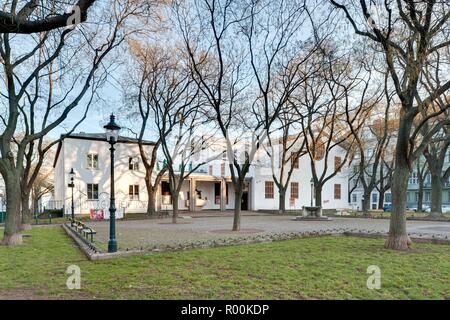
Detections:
52,132,350,216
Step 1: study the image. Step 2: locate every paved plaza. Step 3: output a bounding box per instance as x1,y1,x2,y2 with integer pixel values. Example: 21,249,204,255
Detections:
86,214,450,251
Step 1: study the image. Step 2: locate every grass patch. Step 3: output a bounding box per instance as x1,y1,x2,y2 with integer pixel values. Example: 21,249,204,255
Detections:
0,226,449,299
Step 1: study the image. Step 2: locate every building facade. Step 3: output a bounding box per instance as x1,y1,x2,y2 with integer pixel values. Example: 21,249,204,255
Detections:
52,132,350,215
53,133,155,216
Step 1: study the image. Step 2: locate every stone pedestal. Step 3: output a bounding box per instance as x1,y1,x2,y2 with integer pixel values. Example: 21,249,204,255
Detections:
293,206,331,221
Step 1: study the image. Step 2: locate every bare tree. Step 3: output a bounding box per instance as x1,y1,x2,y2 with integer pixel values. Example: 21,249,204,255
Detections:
347,69,392,216
0,0,153,245
330,0,450,250
173,0,256,231
263,113,306,214
423,129,450,217
136,45,218,223
30,166,54,217
123,43,169,215
291,47,362,208
242,0,329,215
415,157,429,213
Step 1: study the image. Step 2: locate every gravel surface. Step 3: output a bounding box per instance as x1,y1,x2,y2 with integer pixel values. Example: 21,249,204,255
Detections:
86,214,450,251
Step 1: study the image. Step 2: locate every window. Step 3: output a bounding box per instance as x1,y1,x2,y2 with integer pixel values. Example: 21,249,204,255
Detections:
352,193,357,203
425,191,430,202
409,171,418,184
291,155,299,169
371,193,378,203
290,182,299,199
87,154,98,169
87,184,99,200
334,184,341,200
334,156,342,172
221,162,225,176
208,165,213,175
265,181,274,199
385,193,392,203
129,185,139,200
129,157,139,171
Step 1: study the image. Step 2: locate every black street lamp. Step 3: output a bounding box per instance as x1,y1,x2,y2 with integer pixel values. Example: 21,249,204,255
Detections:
310,178,314,207
104,114,121,253
68,168,75,222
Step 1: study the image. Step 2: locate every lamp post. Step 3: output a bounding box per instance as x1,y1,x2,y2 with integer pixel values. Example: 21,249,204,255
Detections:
310,178,314,207
68,168,75,221
104,114,121,253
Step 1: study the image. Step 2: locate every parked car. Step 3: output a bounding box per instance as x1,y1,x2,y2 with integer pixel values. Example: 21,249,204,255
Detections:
407,205,430,213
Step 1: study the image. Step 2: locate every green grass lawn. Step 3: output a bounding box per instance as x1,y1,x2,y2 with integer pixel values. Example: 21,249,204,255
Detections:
0,226,449,299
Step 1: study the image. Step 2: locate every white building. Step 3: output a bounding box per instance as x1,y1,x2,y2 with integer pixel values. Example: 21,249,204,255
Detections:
52,132,350,216
53,133,155,216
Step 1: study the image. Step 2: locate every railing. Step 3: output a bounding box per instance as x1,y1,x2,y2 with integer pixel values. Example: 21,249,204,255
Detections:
41,200,64,211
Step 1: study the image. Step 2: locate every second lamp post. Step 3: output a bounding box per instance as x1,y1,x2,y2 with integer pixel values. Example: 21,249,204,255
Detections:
104,114,121,253
68,168,75,221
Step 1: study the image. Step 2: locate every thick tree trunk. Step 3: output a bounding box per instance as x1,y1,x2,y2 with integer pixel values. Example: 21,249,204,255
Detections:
314,185,322,208
378,187,385,210
362,189,371,216
385,164,411,250
146,187,157,216
278,188,286,214
429,174,443,218
2,174,22,245
20,192,32,231
385,115,412,250
232,184,243,231
171,191,179,224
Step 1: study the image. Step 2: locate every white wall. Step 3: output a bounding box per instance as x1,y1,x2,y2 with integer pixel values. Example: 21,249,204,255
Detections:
252,144,350,211
55,137,153,215
54,134,351,215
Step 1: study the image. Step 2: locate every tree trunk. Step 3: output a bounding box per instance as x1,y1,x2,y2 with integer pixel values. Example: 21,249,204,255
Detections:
314,185,322,208
385,164,411,250
146,187,157,216
20,192,32,231
378,187,385,210
417,181,424,212
385,115,412,250
362,190,371,217
171,191,179,224
429,174,443,218
278,188,286,214
232,183,243,231
32,197,39,218
2,174,22,245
